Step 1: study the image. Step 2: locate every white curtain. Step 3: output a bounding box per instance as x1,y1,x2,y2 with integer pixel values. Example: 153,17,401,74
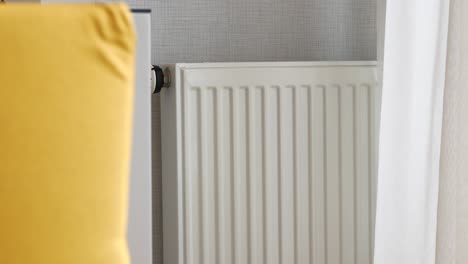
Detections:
373,0,450,263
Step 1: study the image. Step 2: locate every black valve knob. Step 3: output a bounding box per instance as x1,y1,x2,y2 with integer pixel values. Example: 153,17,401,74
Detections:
152,65,165,94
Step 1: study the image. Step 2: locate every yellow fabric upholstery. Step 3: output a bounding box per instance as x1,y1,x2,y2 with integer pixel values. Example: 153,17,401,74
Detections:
0,4,135,264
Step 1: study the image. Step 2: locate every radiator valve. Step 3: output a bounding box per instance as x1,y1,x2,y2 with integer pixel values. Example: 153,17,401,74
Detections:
151,65,171,94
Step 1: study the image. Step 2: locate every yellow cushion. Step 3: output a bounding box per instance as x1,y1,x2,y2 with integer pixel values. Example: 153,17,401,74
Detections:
0,4,135,264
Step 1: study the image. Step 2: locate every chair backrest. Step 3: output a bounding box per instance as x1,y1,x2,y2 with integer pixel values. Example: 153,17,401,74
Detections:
0,4,135,264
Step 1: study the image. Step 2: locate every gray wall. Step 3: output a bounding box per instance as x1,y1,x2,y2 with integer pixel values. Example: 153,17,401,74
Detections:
127,0,376,64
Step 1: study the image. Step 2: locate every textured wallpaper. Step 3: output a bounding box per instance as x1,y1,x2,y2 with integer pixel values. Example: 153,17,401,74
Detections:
126,0,376,64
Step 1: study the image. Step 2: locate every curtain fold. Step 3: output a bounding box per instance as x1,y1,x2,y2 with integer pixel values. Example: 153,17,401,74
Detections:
436,0,468,263
373,1,450,263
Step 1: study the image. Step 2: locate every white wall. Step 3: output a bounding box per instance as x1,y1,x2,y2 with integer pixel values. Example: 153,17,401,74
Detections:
436,1,468,263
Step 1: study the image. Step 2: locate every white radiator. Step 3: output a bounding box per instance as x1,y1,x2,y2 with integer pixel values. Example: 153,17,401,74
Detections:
161,62,378,264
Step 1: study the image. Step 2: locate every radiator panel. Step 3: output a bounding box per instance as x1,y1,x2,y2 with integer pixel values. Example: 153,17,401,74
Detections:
162,62,378,264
